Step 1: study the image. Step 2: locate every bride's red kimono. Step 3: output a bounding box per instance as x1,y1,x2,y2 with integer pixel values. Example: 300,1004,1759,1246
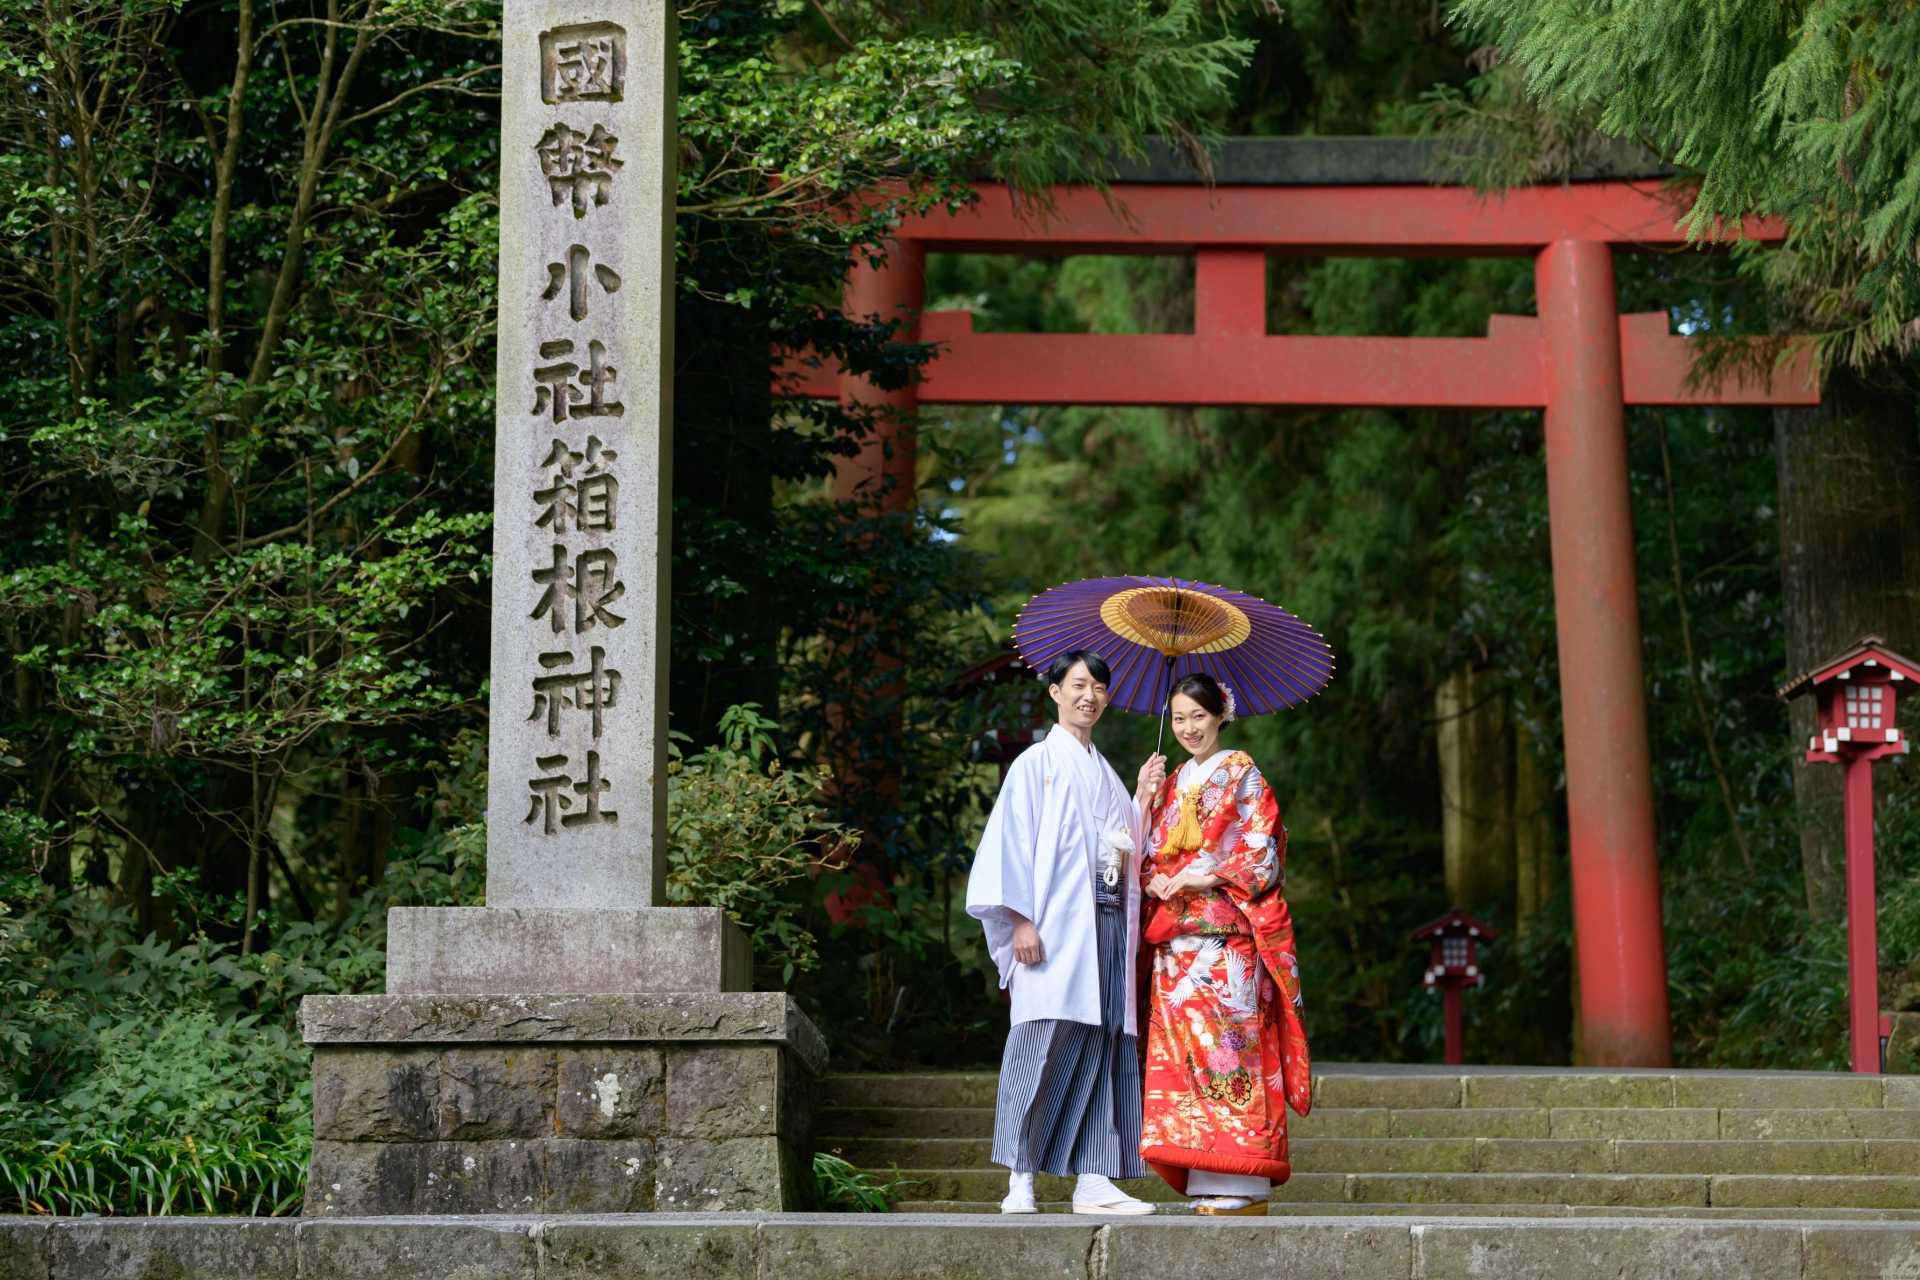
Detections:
1138,750,1311,1190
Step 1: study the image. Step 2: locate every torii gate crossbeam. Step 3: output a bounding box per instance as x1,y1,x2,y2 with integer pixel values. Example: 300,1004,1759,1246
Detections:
783,143,1819,1068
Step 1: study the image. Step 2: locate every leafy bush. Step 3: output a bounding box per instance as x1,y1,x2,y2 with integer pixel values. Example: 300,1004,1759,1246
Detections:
667,704,856,985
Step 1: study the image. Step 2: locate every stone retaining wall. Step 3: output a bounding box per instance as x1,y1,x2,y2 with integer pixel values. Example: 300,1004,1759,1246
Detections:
4,1213,1919,1280
300,993,823,1215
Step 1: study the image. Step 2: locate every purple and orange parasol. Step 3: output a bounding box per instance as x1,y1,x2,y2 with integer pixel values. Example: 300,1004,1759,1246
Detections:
1013,576,1334,743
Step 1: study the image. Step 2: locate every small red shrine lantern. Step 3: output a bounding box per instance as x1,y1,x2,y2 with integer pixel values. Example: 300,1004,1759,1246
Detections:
1412,908,1499,1065
1779,635,1919,1074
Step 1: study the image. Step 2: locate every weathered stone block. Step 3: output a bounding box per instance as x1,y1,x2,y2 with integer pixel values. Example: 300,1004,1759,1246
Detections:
385,908,749,995
296,1218,539,1280
756,1218,1097,1280
1261,1171,1353,1203
1105,1218,1411,1280
436,1047,556,1140
1710,1173,1920,1209
312,1047,439,1141
668,1045,779,1138
306,1139,428,1216
557,1048,665,1138
1295,1107,1391,1138
1292,1138,1476,1173
1464,1073,1674,1109
543,1139,656,1213
655,1136,786,1211
823,1073,996,1109
1475,1138,1614,1173
1316,1073,1463,1110
45,1218,296,1280
1616,1139,1865,1175
1412,1221,1801,1280
0,1219,49,1280
1671,1073,1881,1110
1391,1107,1546,1139
302,992,828,1077
1350,1172,1708,1207
417,1140,546,1214
1802,1222,1920,1278
539,1218,759,1280
814,1105,989,1139
1721,1108,1920,1140
1866,1140,1920,1174
1887,1077,1920,1109
1552,1107,1717,1140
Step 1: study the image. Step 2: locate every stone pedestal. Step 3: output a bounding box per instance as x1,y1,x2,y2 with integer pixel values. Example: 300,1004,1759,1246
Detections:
301,993,823,1215
385,906,751,995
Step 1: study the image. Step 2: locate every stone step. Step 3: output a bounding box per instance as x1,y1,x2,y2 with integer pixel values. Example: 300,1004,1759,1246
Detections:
818,1106,995,1138
827,1135,1920,1176
824,1073,998,1109
826,1067,1920,1114
893,1199,1920,1220
22,1212,1920,1279
886,1167,1920,1209
819,1101,1920,1144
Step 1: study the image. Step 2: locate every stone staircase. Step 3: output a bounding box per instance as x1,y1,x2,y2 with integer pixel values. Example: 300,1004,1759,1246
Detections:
818,1064,1920,1216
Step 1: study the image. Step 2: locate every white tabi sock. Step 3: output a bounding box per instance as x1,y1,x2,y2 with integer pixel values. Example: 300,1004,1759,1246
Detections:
1000,1170,1037,1214
1074,1174,1147,1202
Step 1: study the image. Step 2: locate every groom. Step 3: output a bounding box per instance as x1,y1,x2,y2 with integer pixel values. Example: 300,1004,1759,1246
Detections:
966,650,1157,1215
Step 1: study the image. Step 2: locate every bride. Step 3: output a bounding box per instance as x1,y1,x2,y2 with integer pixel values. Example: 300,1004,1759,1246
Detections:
1134,672,1312,1215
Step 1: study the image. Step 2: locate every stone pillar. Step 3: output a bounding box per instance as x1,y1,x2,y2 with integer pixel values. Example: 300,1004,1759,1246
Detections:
304,0,822,1213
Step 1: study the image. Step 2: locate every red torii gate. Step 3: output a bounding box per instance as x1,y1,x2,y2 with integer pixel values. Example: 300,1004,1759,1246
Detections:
784,141,1819,1068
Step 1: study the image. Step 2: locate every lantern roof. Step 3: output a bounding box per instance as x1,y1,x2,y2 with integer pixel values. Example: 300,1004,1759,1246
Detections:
1777,634,1920,701
1410,906,1500,943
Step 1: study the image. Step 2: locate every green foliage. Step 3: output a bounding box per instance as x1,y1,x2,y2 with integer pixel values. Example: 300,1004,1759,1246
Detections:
666,705,856,985
810,1151,920,1212
1444,0,1920,368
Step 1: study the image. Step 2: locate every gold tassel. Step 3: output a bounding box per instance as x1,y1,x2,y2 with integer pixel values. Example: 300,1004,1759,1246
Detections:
1159,785,1205,856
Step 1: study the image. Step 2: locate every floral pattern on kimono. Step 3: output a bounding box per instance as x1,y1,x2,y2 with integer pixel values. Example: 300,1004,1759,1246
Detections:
1138,750,1311,1191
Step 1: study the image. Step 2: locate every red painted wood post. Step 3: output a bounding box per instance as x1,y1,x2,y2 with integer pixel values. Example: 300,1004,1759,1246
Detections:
1194,250,1267,337
835,240,926,511
1534,239,1674,1067
1845,753,1882,1072
1443,985,1465,1066
825,241,925,921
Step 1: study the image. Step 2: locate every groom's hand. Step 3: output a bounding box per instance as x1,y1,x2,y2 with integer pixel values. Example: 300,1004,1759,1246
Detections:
1137,753,1167,797
1012,919,1045,965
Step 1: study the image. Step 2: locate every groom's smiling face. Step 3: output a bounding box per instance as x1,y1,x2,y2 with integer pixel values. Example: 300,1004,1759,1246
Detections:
1050,660,1110,731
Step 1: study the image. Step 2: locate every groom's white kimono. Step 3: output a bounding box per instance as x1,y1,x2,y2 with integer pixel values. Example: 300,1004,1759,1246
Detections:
967,723,1146,1178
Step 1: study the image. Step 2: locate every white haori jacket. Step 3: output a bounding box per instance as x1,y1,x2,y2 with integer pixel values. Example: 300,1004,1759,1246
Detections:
966,724,1144,1035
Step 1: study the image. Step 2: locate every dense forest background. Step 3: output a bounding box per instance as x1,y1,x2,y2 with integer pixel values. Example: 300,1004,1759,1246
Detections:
3,0,1919,1215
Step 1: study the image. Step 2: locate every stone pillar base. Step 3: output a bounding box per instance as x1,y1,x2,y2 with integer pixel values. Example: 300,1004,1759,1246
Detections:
300,993,824,1215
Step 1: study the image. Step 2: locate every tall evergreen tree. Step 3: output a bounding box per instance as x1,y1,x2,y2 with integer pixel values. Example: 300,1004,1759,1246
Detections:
1444,0,1920,919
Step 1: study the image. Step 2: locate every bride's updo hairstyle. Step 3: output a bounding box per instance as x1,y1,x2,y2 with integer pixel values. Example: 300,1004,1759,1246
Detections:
1170,672,1227,718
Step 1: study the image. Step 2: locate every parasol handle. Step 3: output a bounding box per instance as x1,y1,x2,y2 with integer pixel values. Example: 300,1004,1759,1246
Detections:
1154,653,1176,757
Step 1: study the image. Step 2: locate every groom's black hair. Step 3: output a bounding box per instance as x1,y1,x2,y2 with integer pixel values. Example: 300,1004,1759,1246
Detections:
1045,649,1112,688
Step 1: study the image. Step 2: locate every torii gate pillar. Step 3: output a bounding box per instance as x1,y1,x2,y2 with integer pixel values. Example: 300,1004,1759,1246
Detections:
1536,239,1672,1066
836,241,925,510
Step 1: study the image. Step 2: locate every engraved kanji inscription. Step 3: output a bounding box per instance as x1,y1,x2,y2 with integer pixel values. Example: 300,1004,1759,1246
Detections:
534,434,619,534
525,749,618,833
528,646,622,737
530,544,627,634
534,123,622,219
531,338,625,423
540,22,624,104
542,244,623,322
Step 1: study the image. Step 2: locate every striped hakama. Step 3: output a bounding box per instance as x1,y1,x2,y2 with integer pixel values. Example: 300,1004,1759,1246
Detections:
991,870,1144,1178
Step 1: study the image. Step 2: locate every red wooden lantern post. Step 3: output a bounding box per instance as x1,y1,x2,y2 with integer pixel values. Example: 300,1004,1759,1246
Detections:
1779,636,1919,1074
1413,908,1500,1065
